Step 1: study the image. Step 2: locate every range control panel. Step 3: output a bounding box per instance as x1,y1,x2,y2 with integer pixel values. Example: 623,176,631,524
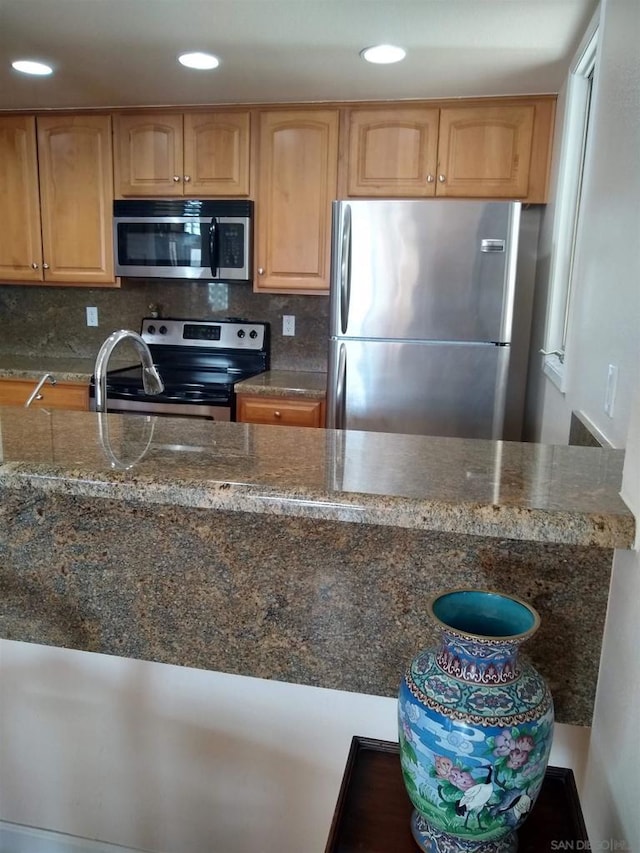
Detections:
141,318,268,351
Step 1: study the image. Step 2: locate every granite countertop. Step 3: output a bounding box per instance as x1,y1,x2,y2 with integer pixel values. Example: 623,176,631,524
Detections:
234,369,326,400
0,407,633,548
0,355,97,383
0,361,328,400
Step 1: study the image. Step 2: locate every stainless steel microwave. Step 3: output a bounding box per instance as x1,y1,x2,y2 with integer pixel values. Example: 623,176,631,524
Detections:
113,199,253,281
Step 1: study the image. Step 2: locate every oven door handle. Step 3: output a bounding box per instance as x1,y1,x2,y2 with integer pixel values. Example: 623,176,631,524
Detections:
209,218,219,276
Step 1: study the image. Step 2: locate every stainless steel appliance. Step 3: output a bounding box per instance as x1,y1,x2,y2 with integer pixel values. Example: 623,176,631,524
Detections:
89,318,269,420
327,199,533,440
114,200,253,281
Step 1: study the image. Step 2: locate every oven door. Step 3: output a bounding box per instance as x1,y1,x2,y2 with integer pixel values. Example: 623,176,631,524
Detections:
89,392,231,421
98,399,231,420
114,216,251,281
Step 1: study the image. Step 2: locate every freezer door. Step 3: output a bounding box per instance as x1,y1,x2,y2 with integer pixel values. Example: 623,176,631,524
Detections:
326,338,510,439
330,200,520,343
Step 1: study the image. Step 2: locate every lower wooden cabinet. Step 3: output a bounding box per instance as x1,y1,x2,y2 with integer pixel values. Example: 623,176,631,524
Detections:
236,394,325,428
0,378,89,411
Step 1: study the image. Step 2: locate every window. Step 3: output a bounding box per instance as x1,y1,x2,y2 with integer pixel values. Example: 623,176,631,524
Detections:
542,27,598,390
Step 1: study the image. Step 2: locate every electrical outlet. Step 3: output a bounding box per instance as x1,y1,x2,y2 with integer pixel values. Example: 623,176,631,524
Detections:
604,364,618,417
282,314,295,336
86,306,99,327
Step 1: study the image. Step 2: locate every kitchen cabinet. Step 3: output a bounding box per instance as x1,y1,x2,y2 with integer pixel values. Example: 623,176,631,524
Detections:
0,114,116,285
0,116,42,283
346,107,440,197
236,394,325,428
113,111,251,197
0,378,89,411
255,109,339,294
344,97,555,203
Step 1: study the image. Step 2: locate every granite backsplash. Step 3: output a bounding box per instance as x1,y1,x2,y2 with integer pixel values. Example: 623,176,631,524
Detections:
0,280,329,372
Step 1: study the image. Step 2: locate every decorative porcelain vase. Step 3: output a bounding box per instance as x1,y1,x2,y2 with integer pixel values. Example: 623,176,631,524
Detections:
398,589,553,853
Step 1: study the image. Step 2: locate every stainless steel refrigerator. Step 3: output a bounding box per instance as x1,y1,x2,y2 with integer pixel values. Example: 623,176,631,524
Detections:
326,199,534,440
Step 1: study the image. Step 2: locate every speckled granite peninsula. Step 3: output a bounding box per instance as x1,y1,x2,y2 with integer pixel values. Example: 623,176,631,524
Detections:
0,406,634,727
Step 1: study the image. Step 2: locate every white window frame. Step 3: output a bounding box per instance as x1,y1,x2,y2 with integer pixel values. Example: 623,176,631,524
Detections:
542,24,598,391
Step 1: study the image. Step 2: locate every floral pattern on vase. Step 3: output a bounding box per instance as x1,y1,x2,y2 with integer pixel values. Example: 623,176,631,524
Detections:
398,589,554,853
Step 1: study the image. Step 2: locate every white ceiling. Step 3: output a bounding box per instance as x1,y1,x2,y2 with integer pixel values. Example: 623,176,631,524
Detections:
0,0,597,111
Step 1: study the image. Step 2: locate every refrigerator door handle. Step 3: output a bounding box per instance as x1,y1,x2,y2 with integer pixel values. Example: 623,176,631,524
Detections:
340,204,352,335
335,343,347,430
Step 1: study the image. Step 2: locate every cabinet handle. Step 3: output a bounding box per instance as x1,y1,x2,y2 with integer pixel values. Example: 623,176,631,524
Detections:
426,174,434,183
438,174,446,183
173,175,181,182
258,267,265,275
31,262,39,269
183,175,191,183
274,411,281,418
43,262,50,269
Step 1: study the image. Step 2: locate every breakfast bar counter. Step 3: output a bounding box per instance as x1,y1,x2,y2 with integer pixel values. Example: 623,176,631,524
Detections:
0,408,631,546
0,407,634,726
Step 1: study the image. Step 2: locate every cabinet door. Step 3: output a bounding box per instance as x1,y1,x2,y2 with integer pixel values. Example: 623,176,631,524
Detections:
37,115,115,285
436,105,535,198
114,113,184,196
0,116,43,282
255,109,338,294
236,395,325,428
184,111,250,196
347,108,439,197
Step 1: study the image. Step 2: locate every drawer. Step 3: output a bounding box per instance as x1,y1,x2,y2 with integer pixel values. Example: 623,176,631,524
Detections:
236,394,325,428
0,378,89,411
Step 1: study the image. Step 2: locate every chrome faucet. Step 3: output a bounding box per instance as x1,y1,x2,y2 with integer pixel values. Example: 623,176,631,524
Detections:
25,372,56,407
94,329,164,413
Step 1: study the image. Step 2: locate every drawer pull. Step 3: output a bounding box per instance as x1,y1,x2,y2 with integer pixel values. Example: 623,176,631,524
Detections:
274,410,281,418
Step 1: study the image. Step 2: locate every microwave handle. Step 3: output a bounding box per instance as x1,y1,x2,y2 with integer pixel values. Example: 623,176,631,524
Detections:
209,218,219,275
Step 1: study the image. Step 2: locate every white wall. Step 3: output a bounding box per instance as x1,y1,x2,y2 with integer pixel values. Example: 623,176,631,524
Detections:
0,640,589,853
528,0,639,448
534,0,640,848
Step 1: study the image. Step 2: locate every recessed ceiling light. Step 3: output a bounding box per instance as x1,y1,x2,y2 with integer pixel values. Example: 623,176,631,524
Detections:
11,59,53,76
360,44,406,65
178,52,220,70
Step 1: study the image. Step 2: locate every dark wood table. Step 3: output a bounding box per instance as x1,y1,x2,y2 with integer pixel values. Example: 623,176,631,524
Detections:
325,736,589,853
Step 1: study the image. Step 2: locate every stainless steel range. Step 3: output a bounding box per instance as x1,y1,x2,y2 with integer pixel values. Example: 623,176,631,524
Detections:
89,317,269,420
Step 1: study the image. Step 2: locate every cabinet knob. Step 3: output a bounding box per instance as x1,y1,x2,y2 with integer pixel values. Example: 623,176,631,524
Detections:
31,262,39,269
43,262,50,269
426,174,434,183
258,267,265,275
274,411,281,418
183,175,191,183
438,174,446,183
173,175,181,182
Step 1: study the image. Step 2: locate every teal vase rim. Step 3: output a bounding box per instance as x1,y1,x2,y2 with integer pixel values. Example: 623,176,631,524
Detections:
427,588,541,642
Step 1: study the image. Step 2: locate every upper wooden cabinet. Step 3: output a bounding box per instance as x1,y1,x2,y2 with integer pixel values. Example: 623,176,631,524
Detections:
255,109,339,294
0,116,42,283
347,107,440,197
436,104,534,198
344,98,555,203
0,114,116,286
38,115,115,284
113,111,251,197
